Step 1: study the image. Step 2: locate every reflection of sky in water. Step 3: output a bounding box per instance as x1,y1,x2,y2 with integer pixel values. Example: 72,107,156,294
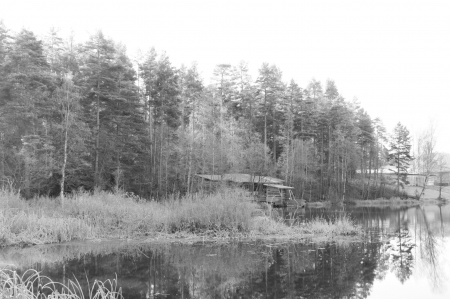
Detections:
371,236,450,299
364,205,450,299
1,204,450,298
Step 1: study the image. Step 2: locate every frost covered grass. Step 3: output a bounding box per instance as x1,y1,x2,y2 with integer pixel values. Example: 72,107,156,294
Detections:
250,213,360,239
304,214,360,236
0,268,123,299
0,188,256,247
0,187,361,247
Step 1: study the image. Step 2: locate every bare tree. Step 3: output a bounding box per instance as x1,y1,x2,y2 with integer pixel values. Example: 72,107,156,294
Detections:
436,153,448,199
418,122,437,199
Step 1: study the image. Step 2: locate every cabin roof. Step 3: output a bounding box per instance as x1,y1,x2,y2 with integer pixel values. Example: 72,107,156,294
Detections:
263,184,294,189
196,173,284,184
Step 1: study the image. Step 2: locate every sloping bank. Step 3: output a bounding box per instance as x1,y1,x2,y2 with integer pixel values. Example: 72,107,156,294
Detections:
0,188,361,247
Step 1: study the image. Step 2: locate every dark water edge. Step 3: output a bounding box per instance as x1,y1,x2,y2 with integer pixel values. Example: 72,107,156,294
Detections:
1,204,450,299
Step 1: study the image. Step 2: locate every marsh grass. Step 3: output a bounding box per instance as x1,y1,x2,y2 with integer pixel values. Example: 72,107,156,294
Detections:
303,214,360,236
0,187,361,247
0,187,257,246
0,189,93,246
250,212,360,239
0,268,123,299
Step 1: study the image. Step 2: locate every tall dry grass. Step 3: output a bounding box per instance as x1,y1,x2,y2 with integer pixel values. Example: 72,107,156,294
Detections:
302,214,360,236
0,187,361,247
0,268,123,299
0,187,258,246
250,212,360,239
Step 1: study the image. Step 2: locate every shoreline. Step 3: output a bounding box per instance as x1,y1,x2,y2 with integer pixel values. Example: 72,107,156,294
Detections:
5,188,448,250
0,188,362,250
305,197,448,208
0,228,362,253
0,213,362,249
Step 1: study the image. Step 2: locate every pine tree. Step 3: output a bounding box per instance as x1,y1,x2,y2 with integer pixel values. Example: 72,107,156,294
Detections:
230,61,253,121
0,29,55,197
255,63,285,165
182,63,203,193
388,123,413,195
150,53,180,197
79,32,146,191
78,31,116,188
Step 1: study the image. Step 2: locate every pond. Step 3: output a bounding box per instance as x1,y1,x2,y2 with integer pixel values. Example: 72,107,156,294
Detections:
1,204,450,298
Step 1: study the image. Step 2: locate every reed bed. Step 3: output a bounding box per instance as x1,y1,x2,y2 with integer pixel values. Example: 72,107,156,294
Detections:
0,268,123,299
0,188,257,246
250,213,360,239
0,187,361,247
302,214,360,236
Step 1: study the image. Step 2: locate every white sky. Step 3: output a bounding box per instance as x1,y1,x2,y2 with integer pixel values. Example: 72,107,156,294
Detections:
2,0,450,152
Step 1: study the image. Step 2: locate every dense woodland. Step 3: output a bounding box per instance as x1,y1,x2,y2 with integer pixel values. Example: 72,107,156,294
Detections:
0,24,418,201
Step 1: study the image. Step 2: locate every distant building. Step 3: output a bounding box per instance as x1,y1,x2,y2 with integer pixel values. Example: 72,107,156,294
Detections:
356,165,437,186
432,167,450,186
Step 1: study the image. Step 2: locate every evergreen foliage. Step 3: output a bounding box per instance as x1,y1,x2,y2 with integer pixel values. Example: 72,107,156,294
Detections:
388,123,414,194
0,24,405,201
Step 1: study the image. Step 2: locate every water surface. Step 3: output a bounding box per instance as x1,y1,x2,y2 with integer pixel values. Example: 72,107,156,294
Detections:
1,204,449,298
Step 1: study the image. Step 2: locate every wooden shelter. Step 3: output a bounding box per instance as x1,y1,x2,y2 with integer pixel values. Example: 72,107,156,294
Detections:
196,173,303,207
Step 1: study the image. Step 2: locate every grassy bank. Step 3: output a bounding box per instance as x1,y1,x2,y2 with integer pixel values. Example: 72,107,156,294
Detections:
0,188,361,247
0,188,255,246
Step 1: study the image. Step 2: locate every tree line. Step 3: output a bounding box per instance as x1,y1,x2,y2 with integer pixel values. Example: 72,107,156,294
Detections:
0,24,419,201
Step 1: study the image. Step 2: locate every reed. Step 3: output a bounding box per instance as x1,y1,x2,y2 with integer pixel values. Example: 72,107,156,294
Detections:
163,189,254,233
303,214,360,236
250,213,360,239
0,187,360,246
0,268,123,299
0,187,258,246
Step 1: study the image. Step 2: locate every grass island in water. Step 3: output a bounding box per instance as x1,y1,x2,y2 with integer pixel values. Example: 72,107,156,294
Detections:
0,188,360,247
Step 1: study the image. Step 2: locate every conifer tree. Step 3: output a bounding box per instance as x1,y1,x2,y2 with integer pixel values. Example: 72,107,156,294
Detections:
255,63,285,165
388,123,413,195
0,29,55,196
79,31,116,188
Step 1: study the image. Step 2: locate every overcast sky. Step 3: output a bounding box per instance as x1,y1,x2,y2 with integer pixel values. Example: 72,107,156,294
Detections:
2,0,450,152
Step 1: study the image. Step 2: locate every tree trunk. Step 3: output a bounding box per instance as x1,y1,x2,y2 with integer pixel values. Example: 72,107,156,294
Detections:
397,153,401,196
264,89,267,170
116,123,120,191
320,131,324,199
94,47,101,187
0,133,4,189
186,106,195,194
158,125,163,198
165,131,168,198
60,93,70,207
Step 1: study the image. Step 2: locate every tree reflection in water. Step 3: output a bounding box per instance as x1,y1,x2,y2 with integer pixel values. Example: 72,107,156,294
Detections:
1,205,449,298
379,210,415,284
1,241,387,298
416,206,447,291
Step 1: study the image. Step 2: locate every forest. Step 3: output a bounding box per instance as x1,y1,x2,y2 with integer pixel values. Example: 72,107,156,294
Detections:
0,23,414,201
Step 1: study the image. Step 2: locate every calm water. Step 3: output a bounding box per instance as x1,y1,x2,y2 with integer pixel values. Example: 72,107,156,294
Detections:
1,204,450,298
